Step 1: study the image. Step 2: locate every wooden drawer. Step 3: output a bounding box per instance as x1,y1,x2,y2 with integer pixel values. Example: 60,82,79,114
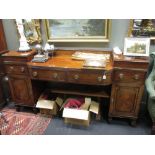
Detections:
67,71,112,85
5,64,28,75
30,68,66,82
113,70,146,83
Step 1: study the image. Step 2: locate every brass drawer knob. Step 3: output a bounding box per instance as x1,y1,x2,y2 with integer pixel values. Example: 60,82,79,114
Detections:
32,71,38,77
74,74,79,80
53,73,58,78
97,76,102,82
134,74,139,80
21,67,25,72
10,66,14,71
119,73,124,79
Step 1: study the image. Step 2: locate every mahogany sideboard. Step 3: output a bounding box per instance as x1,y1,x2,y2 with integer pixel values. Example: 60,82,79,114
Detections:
0,19,7,108
1,50,149,125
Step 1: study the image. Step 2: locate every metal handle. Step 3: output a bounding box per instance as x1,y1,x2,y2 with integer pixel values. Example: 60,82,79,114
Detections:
32,71,38,77
111,98,114,104
10,66,14,71
97,76,102,82
53,73,58,79
134,74,139,80
119,73,124,79
21,67,25,73
74,74,79,80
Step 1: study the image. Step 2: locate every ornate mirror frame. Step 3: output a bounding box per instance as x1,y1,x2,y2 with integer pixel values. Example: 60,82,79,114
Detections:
15,19,42,45
44,19,111,42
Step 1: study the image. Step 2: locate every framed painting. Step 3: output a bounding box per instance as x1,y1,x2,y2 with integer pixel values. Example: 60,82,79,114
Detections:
124,37,150,57
45,19,111,42
128,19,155,40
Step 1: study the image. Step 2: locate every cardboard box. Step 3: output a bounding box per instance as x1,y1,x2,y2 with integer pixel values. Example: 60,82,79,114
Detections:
62,98,99,126
36,100,58,116
36,91,63,117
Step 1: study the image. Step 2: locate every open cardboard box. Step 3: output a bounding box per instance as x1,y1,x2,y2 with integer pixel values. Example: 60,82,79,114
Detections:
36,91,63,117
62,98,99,126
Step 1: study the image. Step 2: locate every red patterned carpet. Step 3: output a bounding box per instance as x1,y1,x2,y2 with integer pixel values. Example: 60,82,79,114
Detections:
0,109,51,135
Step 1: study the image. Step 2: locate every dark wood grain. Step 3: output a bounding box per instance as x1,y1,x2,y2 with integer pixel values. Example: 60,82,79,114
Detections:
0,19,7,53
2,50,37,108
0,20,7,106
109,55,149,124
2,49,149,125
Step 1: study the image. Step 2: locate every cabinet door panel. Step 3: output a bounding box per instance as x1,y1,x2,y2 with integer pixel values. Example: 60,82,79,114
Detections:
109,84,144,117
9,75,34,106
115,86,138,113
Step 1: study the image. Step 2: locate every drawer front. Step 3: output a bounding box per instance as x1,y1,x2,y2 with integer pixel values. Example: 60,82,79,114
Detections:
30,68,66,82
114,70,146,83
5,64,28,75
68,71,112,85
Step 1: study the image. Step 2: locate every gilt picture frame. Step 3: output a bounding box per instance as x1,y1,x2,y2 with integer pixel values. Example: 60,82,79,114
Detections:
124,37,150,57
45,19,111,42
128,19,155,40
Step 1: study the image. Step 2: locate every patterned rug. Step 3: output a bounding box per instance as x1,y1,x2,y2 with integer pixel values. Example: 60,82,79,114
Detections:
0,109,51,135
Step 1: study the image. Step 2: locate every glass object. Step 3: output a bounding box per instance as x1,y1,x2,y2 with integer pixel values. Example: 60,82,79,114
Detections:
35,44,42,55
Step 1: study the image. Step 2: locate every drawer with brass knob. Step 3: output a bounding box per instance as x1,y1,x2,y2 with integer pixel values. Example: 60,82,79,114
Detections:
29,68,66,82
32,71,38,77
74,74,79,80
114,70,146,83
68,71,112,85
53,73,58,79
5,64,28,75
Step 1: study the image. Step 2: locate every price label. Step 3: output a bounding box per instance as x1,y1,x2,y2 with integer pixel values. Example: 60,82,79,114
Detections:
103,74,106,80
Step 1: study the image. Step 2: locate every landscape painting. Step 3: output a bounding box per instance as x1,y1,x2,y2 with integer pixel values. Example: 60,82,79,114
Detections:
45,19,110,42
124,37,150,57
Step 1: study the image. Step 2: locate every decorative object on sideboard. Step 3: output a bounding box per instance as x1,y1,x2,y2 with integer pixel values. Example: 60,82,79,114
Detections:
36,44,42,55
44,43,50,60
43,43,55,58
124,37,150,57
72,51,110,61
32,44,47,62
15,19,42,45
113,46,122,55
15,19,31,52
72,51,110,69
83,59,106,68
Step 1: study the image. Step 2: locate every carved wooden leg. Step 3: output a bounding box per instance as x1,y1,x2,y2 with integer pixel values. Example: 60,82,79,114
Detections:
16,106,20,112
108,117,112,123
33,107,38,114
96,98,101,120
130,119,137,127
151,122,155,135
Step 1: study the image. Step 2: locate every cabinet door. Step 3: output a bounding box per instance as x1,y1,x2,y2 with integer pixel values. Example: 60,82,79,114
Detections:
109,84,144,118
8,75,34,107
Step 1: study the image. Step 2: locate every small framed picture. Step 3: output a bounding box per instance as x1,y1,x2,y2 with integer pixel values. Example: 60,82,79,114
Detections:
124,37,150,57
